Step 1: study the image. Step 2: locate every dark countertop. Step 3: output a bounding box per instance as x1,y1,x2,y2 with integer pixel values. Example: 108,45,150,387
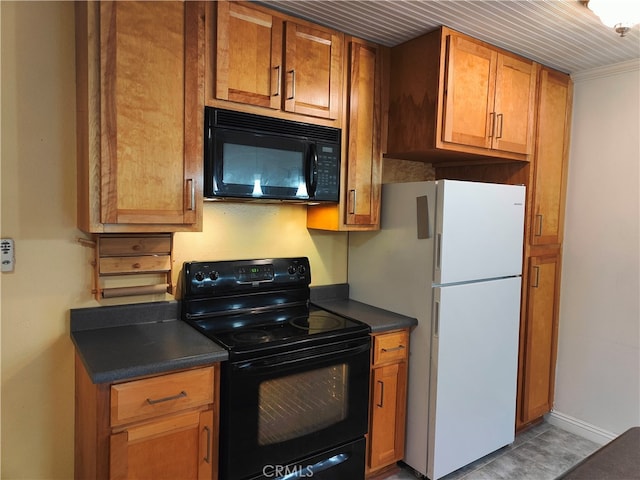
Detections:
71,301,227,384
71,286,415,385
311,284,417,333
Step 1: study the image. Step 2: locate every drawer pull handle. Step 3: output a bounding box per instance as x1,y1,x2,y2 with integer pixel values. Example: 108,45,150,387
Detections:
381,345,405,353
146,390,187,405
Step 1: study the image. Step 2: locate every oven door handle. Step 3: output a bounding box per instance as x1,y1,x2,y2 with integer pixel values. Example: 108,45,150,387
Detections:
278,453,350,480
233,340,370,373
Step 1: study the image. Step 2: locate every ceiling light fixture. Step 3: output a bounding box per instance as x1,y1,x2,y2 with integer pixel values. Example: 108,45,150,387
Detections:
585,0,640,37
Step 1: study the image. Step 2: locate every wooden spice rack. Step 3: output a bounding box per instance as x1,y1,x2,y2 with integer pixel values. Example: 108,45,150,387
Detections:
86,234,174,300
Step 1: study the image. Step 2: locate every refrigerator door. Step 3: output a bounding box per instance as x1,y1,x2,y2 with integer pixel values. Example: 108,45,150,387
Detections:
427,277,521,480
434,180,525,285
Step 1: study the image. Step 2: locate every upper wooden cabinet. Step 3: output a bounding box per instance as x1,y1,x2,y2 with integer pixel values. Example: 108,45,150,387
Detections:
530,68,573,246
75,1,204,233
307,37,388,231
210,0,343,124
387,26,537,163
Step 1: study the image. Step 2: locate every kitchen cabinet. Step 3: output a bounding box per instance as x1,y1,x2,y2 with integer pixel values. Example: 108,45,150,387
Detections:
209,0,343,124
367,330,409,475
386,26,537,163
75,1,204,233
519,253,561,424
307,37,388,231
75,356,219,480
529,68,573,247
516,68,572,429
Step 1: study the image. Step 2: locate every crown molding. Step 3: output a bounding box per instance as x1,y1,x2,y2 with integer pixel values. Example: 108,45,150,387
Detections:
571,58,640,82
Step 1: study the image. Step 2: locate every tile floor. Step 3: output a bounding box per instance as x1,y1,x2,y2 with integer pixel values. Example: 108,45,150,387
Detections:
380,422,600,480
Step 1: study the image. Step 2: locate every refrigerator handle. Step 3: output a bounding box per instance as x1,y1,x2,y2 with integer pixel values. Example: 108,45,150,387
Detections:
433,300,440,337
416,195,431,239
435,233,442,270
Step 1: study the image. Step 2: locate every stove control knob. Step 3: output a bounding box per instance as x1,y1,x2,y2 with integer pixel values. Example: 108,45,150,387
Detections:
297,265,306,275
194,271,205,282
209,271,219,281
288,265,297,275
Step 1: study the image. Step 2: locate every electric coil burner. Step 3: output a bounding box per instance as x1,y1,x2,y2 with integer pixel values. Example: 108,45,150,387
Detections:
181,258,371,480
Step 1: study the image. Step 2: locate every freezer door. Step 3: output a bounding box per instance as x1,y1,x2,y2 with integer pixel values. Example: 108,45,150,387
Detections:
434,180,525,285
427,277,521,480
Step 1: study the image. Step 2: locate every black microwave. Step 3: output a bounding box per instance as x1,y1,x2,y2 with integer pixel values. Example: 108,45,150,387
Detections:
204,107,341,203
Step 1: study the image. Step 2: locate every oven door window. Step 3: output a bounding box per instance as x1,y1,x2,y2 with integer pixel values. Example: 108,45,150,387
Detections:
212,129,310,200
258,364,348,445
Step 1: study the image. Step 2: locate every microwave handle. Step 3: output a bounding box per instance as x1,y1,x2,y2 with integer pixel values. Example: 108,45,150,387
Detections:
307,143,318,197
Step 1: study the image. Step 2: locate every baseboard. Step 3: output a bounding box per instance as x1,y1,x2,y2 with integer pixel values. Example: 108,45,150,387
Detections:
545,410,617,445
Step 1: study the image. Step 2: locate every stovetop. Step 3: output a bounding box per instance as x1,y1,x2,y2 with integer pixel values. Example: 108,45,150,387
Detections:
181,257,370,357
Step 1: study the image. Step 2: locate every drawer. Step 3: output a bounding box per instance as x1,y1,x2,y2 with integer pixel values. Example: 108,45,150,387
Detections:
373,330,409,365
111,367,214,427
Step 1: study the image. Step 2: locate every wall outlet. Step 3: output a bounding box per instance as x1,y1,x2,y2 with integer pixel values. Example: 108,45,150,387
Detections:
1,238,15,272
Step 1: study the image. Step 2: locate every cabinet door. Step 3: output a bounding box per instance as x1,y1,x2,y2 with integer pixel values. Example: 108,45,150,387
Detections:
110,409,214,480
99,1,202,227
284,22,342,119
345,40,382,226
531,69,572,246
369,363,406,470
442,34,496,150
520,254,561,424
215,1,282,109
492,54,537,154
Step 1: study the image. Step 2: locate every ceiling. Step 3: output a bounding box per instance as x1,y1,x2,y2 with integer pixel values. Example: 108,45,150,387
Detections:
257,0,640,75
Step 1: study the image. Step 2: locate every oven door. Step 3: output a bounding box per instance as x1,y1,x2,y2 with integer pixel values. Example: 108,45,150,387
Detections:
219,336,371,480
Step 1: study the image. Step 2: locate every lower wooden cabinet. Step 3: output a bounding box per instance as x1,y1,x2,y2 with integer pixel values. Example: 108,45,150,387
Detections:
518,251,561,426
367,330,409,475
75,355,219,480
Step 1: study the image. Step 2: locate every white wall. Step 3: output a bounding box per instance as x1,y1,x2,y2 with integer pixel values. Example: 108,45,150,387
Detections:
553,61,640,438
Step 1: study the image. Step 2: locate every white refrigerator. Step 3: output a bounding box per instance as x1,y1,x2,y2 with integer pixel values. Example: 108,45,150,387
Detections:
348,180,525,479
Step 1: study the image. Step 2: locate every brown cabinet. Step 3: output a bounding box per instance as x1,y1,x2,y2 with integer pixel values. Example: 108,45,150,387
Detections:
210,0,342,123
516,68,572,429
529,68,572,247
519,253,561,424
75,1,204,233
75,356,219,480
387,26,537,163
367,330,409,475
307,37,387,231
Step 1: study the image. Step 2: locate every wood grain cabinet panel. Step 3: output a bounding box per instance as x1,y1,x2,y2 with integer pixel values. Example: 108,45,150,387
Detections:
520,254,561,424
75,356,220,480
367,330,409,476
387,26,537,162
75,1,204,233
210,0,342,123
307,37,387,231
530,68,572,247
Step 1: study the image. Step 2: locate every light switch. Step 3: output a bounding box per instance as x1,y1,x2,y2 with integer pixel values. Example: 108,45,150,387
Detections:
1,238,15,272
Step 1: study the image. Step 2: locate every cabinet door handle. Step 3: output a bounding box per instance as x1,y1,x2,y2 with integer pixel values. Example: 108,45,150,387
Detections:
489,112,495,138
349,189,357,215
186,179,195,211
535,214,543,236
273,65,281,97
203,426,211,464
377,380,384,408
287,69,296,100
381,345,405,353
146,390,187,405
496,113,504,139
531,266,540,288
